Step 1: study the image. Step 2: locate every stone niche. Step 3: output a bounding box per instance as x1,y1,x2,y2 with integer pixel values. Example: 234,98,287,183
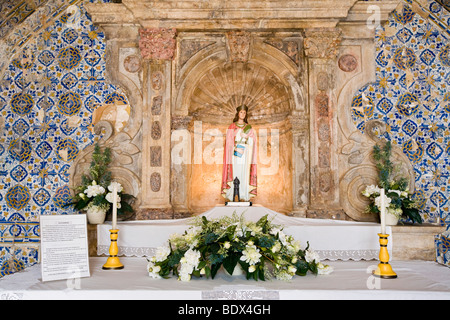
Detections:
175,33,299,215
78,0,406,221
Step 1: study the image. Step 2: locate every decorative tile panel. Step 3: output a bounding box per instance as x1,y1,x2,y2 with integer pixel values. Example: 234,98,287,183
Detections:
0,0,123,278
351,1,450,226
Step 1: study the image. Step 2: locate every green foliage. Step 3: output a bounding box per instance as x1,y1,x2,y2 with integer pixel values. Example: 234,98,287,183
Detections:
147,213,333,282
88,143,112,186
373,141,393,190
65,143,134,217
363,140,422,224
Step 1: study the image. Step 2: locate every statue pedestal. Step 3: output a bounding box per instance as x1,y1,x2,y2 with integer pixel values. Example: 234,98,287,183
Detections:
225,201,252,207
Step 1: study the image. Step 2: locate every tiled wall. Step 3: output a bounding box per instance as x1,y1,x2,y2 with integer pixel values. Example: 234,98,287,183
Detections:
0,0,128,277
352,0,450,226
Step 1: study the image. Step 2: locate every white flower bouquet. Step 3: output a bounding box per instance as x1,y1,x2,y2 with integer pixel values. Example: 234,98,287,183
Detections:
147,213,333,281
66,144,134,218
361,141,422,224
362,182,419,221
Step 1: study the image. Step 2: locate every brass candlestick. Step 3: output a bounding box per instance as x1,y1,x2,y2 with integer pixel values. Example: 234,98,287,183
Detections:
102,229,124,270
372,233,397,279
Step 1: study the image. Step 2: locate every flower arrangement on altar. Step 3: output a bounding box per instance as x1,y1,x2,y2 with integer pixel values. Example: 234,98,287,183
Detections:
66,143,134,223
147,213,333,281
362,141,422,224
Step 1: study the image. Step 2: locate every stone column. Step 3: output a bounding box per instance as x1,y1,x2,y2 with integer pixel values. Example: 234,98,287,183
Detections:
304,28,343,216
289,114,309,217
138,28,176,219
170,115,192,218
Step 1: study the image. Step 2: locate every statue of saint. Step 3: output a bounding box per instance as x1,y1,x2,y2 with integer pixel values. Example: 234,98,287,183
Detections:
221,105,257,202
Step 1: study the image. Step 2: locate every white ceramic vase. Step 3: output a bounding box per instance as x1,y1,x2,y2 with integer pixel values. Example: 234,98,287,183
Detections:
86,205,107,224
385,213,399,226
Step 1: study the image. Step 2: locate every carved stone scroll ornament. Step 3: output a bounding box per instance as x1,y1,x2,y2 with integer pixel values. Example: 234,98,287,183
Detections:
340,164,380,222
339,120,415,221
69,120,141,218
93,120,140,166
304,29,342,59
139,28,177,60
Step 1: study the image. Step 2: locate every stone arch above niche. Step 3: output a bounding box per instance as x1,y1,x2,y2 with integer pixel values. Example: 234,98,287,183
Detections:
174,35,301,119
189,62,291,124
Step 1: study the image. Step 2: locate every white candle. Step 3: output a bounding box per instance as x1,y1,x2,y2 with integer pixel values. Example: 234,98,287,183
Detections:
112,185,118,230
380,188,386,235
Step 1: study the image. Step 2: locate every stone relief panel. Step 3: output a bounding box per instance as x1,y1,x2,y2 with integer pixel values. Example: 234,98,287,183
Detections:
151,96,162,115
179,39,216,68
150,146,162,167
265,38,302,66
151,71,163,90
338,54,358,72
226,31,251,63
150,172,162,192
315,92,330,118
124,54,142,73
304,29,342,59
151,121,162,140
139,28,177,61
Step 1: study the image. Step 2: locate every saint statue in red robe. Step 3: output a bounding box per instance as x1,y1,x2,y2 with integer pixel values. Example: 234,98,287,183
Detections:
221,105,257,201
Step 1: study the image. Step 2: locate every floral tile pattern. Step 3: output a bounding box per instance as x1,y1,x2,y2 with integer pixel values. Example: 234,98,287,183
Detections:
0,0,125,277
352,1,450,226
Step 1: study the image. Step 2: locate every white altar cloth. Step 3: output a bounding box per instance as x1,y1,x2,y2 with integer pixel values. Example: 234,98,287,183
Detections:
97,206,391,261
1,257,450,300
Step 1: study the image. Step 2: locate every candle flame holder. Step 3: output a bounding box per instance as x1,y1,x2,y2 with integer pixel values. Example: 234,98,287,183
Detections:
102,229,124,270
372,233,397,279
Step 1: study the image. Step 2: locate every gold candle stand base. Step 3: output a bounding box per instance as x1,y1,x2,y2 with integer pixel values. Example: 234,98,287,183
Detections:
372,233,397,279
102,229,124,270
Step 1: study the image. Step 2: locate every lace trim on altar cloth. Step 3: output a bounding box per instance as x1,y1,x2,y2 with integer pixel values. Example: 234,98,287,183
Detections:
97,246,378,261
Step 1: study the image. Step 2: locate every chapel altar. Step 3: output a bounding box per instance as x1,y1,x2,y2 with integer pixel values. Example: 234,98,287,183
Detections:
2,0,450,300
